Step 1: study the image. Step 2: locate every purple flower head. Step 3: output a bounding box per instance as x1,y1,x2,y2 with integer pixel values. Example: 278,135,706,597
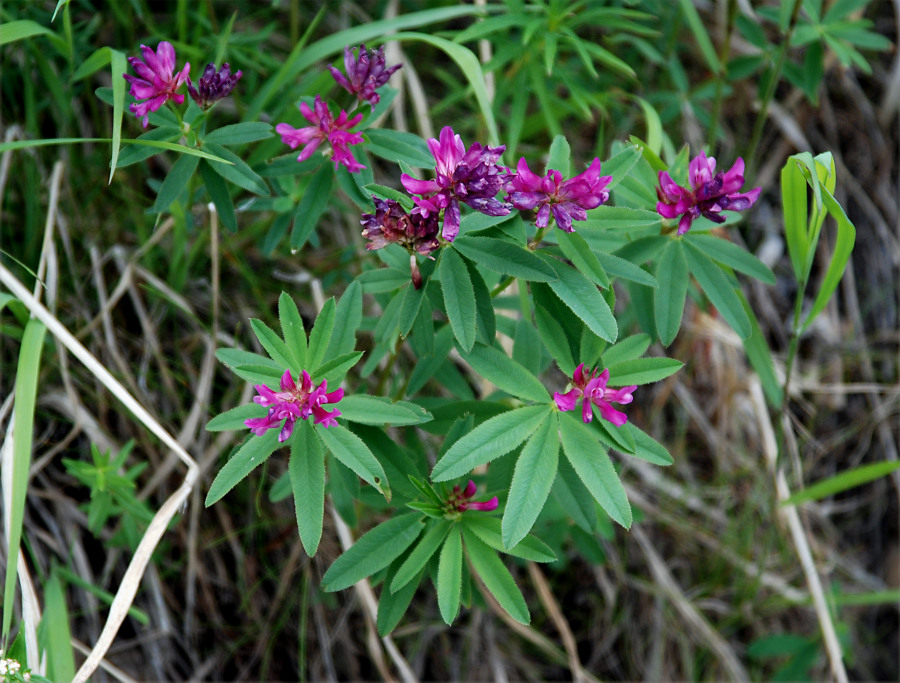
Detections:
275,95,366,173
400,126,511,242
244,369,344,442
187,62,242,109
328,44,402,109
506,157,612,232
361,197,440,288
656,151,761,235
443,480,498,516
123,41,190,127
554,364,636,427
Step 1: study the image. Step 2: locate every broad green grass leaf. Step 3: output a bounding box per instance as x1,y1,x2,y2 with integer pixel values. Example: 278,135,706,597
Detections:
391,520,452,594
365,128,435,168
278,292,308,369
250,318,295,371
206,403,265,432
112,127,180,167
338,395,432,426
461,526,530,624
676,0,722,74
290,420,325,556
152,153,199,214
4,320,47,641
205,430,281,506
654,240,689,346
635,97,663,155
560,413,632,528
503,413,559,549
40,570,76,682
687,234,776,285
439,248,476,352
431,405,552,482
545,258,618,342
534,303,575,376
0,136,229,163
461,516,556,563
462,343,549,403
307,298,336,370
0,20,55,46
107,49,126,183
683,240,752,338
203,122,273,145
322,514,425,591
317,424,390,500
546,134,571,175
739,290,784,407
781,156,812,280
453,236,556,281
199,160,238,232
606,357,683,386
783,460,900,506
437,527,464,624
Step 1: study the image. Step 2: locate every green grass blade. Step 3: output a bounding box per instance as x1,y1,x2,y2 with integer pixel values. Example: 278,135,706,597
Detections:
782,460,900,506
40,570,76,682
108,49,127,184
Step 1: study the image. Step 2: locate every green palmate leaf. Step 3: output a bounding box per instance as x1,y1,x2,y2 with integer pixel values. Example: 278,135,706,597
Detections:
545,257,618,342
560,412,632,528
204,142,269,195
599,144,642,190
392,519,453,594
316,424,390,500
503,413,559,550
582,205,661,230
206,403,265,432
290,420,325,556
337,395,432,426
406,324,455,396
322,514,425,592
553,456,597,532
357,268,410,293
199,160,238,232
622,423,674,466
278,292,308,369
546,134,571,175
606,357,683,386
596,251,659,288
326,280,362,359
534,303,575,376
782,460,900,506
398,282,425,337
602,333,651,367
439,248,476,352
437,527,464,624
291,163,333,250
453,236,557,281
654,239,689,346
203,122,273,145
432,405,552,482
363,182,416,207
513,318,543,376
365,128,435,168
250,318,296,371
461,527,530,625
462,343,549,403
461,516,556,563
378,562,423,636
4,320,47,641
687,234,776,285
595,412,636,454
205,430,281,506
216,347,282,373
557,231,610,288
114,127,181,167
307,298,336,370
683,240,752,339
465,258,496,346
152,152,199,214
800,186,856,334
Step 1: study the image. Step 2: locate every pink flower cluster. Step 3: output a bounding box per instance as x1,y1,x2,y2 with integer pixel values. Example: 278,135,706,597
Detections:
276,95,365,173
123,42,190,128
328,44,401,109
554,364,636,427
444,480,498,514
245,370,343,442
656,151,761,235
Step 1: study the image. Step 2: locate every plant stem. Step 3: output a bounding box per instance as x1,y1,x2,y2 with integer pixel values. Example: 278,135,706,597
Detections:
746,0,804,175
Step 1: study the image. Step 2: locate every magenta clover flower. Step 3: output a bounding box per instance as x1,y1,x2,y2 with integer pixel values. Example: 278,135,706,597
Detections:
187,62,242,109
361,197,440,289
656,151,761,235
443,480,498,515
276,95,365,173
506,157,612,232
328,44,402,110
554,364,636,427
123,41,190,128
400,126,511,242
244,369,343,442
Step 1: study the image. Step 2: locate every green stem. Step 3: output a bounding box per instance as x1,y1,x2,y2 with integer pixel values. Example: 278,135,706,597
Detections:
708,0,738,151
746,0,804,174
